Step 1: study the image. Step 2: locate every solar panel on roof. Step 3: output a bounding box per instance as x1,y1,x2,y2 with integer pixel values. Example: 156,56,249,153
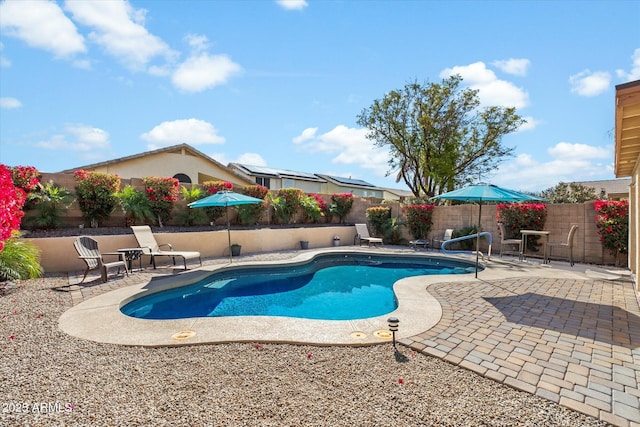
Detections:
324,175,374,187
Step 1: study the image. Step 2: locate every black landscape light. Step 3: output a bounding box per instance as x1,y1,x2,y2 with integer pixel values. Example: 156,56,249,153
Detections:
387,317,399,349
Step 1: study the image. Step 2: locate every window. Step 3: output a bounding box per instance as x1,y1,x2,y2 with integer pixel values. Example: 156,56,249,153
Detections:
256,177,270,189
173,173,191,183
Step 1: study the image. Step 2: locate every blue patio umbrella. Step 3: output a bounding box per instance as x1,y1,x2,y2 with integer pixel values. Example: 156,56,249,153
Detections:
431,183,546,277
189,191,264,262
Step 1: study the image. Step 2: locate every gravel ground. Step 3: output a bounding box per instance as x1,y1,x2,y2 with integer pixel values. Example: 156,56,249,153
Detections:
1,276,609,427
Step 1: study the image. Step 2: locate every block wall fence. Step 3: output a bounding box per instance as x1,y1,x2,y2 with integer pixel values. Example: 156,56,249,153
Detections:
27,172,624,268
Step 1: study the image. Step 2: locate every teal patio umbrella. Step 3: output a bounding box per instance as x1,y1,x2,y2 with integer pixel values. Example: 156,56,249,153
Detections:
189,191,264,262
431,183,546,277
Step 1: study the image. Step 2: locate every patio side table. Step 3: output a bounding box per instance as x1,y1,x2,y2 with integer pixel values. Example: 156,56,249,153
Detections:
520,230,550,263
117,248,144,272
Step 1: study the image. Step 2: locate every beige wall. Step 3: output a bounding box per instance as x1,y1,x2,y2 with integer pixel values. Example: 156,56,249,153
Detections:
629,160,638,279
88,152,250,187
30,226,357,273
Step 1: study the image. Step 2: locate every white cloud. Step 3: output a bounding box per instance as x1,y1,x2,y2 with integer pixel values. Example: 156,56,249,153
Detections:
616,48,640,81
292,127,318,144
235,153,267,166
547,142,610,159
185,34,209,54
293,125,391,177
569,70,611,96
0,41,11,67
440,62,529,108
276,0,308,11
490,142,614,192
172,53,242,92
140,119,226,148
492,58,530,76
64,0,174,71
0,97,22,109
0,0,85,57
35,123,110,152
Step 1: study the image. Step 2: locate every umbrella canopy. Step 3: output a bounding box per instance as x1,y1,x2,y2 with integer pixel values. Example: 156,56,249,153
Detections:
188,191,264,262
431,183,546,277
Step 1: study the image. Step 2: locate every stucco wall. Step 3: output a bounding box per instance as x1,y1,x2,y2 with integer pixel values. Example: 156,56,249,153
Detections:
29,226,356,273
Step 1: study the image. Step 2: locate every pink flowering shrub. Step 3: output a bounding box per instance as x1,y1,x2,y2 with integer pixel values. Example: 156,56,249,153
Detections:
237,185,269,225
74,170,121,227
0,165,26,251
329,193,354,223
403,204,435,239
496,203,547,251
142,176,179,227
594,200,628,256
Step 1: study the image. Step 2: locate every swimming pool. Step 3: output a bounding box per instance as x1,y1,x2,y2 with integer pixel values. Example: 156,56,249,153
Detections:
121,253,476,321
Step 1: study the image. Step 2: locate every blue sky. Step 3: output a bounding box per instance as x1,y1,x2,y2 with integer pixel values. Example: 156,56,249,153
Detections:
0,0,638,193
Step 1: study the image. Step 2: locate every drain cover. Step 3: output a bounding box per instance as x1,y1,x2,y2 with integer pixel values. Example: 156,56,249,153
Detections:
171,330,196,340
373,329,393,340
350,331,366,339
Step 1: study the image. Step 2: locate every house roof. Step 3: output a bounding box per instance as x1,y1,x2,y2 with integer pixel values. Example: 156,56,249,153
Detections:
570,178,631,195
615,80,640,177
61,143,226,172
230,163,326,182
315,174,377,189
60,143,254,184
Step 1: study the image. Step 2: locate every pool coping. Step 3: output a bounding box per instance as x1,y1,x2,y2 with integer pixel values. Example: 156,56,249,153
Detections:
58,248,591,347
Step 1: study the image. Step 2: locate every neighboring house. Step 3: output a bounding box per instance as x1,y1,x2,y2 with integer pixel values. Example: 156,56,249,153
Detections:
61,144,254,187
229,163,408,199
315,174,382,198
614,79,639,285
228,164,326,193
570,178,631,200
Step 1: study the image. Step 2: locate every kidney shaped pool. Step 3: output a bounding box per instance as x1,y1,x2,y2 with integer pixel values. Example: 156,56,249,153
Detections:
121,253,476,321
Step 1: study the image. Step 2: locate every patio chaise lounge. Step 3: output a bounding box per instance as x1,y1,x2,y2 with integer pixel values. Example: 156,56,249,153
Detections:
131,225,202,270
354,224,383,247
74,236,128,283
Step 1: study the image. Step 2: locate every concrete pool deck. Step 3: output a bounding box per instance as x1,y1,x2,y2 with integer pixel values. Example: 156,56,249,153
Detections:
57,247,640,425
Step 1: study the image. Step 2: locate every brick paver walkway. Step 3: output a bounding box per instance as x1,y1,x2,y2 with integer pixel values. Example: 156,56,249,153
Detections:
401,276,640,426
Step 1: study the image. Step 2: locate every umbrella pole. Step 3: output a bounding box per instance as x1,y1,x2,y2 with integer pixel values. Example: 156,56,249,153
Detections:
475,202,482,278
226,204,232,263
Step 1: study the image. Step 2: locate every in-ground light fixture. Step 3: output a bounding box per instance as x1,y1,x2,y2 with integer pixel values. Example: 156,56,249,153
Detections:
387,317,399,349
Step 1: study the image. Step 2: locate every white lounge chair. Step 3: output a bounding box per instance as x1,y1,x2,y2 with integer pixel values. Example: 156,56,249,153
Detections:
354,224,383,247
432,228,453,251
131,225,202,270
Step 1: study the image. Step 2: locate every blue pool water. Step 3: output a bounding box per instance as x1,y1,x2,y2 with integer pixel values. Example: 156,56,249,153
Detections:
121,253,475,321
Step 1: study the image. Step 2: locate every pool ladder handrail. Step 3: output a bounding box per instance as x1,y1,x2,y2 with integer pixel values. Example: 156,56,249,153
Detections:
440,232,493,261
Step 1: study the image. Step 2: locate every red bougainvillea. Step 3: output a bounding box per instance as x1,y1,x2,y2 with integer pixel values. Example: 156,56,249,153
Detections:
594,200,628,256
496,203,547,250
142,176,180,226
202,180,233,195
9,165,41,192
403,204,435,239
0,164,26,251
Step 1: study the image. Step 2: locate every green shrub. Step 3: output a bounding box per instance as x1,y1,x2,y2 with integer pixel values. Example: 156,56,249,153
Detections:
452,225,478,250
177,186,208,226
201,181,233,224
237,185,269,225
28,180,73,230
114,185,153,226
74,170,120,227
271,188,304,224
0,232,43,280
300,194,322,224
366,206,391,237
